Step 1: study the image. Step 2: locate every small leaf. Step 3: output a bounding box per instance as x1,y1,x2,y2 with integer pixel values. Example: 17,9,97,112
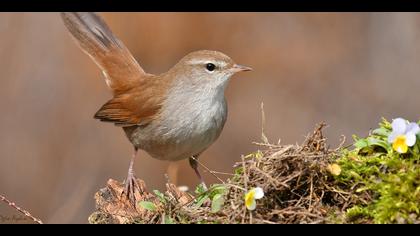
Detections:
234,167,243,175
367,137,389,150
209,184,227,196
195,183,207,195
163,215,175,224
153,190,166,204
138,201,156,211
195,195,209,208
380,117,392,129
211,194,224,213
354,138,369,149
372,127,390,137
255,151,263,159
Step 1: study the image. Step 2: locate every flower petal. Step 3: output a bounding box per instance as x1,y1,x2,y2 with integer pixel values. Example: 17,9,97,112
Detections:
405,132,417,146
253,187,264,199
392,118,407,134
397,145,408,153
246,199,256,210
393,136,408,153
406,122,420,135
388,131,398,143
245,190,255,206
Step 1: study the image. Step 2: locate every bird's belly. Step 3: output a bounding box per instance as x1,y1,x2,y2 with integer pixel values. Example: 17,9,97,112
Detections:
147,125,220,161
125,99,227,161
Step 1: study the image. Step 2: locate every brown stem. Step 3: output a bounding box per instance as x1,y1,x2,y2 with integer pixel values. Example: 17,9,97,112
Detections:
0,193,43,224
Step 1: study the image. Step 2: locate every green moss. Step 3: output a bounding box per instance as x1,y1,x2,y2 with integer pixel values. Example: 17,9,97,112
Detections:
89,119,419,224
333,118,420,224
344,206,374,224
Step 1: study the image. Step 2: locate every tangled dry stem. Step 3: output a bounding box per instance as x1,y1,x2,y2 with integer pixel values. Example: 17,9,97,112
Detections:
220,123,349,223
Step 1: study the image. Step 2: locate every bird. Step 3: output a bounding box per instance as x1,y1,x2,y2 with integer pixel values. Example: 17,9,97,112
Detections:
60,12,252,204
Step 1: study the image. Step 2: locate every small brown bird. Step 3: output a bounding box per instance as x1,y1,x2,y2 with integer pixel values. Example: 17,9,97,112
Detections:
61,12,251,204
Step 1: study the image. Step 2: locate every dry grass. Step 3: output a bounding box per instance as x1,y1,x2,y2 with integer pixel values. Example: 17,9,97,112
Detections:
202,123,352,224
89,123,359,224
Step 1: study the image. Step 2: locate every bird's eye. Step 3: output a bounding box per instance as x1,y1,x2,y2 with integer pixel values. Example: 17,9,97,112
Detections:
206,63,216,72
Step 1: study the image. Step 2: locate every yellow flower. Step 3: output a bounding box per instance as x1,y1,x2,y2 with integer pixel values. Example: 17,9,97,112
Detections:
327,163,341,176
244,187,264,211
392,135,408,153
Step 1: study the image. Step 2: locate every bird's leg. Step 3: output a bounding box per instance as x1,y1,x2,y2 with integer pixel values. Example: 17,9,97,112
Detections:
167,162,179,186
189,155,207,190
123,148,140,206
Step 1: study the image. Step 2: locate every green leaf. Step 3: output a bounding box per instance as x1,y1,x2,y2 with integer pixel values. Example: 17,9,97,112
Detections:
234,167,243,175
138,201,157,211
163,215,175,224
195,183,207,195
209,184,227,195
380,117,392,129
195,195,209,208
255,150,263,159
372,127,390,137
211,194,224,213
354,138,369,149
367,137,389,150
153,190,167,204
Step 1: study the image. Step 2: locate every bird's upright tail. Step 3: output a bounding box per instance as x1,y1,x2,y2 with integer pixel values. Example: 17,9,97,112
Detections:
60,12,146,94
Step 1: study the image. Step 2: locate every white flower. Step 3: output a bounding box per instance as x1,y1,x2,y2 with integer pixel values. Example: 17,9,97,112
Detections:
388,118,420,153
244,187,264,211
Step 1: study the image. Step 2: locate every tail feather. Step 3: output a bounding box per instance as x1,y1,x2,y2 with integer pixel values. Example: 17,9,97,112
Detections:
61,12,163,127
61,12,145,94
61,13,125,52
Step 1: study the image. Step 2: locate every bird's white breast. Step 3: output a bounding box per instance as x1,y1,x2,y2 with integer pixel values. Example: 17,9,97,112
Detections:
133,79,228,161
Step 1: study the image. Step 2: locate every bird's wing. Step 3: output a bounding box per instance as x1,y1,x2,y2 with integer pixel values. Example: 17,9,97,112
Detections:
61,12,146,94
94,76,169,127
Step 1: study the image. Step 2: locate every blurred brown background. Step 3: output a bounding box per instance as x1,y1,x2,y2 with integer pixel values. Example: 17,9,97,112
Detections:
0,13,419,223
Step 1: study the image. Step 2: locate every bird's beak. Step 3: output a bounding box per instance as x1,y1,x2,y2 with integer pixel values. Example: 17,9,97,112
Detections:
231,64,253,73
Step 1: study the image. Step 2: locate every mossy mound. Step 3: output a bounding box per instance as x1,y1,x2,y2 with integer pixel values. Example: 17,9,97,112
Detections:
333,119,420,224
88,120,419,224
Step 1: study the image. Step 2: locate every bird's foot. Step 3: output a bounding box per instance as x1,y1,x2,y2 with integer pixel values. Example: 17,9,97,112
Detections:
122,171,140,207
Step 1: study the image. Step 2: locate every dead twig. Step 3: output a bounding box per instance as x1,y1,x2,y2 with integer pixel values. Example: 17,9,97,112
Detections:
0,193,43,224
190,156,225,184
